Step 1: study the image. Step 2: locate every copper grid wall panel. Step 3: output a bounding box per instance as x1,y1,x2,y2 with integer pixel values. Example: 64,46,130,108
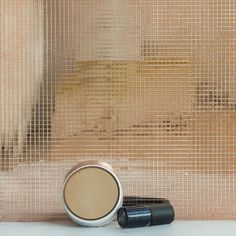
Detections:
0,0,236,220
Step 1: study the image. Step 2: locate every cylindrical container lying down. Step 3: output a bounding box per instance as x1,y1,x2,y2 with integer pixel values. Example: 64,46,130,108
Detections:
117,201,175,228
62,161,123,227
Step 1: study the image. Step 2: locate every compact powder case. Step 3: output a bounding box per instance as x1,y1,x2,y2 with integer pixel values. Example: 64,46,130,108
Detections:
63,161,123,226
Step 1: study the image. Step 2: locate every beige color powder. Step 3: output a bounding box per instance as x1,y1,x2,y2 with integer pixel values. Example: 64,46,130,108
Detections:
64,167,119,220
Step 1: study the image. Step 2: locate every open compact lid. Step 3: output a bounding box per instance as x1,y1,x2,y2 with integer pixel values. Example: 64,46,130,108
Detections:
63,161,123,226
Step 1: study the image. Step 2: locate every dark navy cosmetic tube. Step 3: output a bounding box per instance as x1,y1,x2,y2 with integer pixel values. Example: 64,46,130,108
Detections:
117,202,174,228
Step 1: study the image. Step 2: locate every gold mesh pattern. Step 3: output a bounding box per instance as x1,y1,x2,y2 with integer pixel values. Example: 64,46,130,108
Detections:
0,0,236,220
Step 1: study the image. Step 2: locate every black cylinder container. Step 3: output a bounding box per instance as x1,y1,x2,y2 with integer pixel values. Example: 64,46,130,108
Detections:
117,202,174,228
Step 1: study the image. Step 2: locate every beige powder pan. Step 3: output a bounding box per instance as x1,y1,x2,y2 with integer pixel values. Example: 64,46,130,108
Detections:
63,161,123,226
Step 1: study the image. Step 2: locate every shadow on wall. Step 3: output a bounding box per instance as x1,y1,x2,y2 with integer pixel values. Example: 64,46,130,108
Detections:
0,0,45,170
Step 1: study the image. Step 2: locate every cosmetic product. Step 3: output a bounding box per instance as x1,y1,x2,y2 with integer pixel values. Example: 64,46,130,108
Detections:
117,199,174,228
62,161,123,227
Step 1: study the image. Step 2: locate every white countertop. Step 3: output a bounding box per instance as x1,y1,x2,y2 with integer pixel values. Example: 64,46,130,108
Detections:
0,221,236,236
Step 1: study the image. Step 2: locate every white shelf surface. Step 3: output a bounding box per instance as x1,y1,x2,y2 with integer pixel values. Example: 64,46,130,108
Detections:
1,221,236,236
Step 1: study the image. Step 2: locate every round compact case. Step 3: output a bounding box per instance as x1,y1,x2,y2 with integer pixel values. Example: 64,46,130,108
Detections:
62,161,123,227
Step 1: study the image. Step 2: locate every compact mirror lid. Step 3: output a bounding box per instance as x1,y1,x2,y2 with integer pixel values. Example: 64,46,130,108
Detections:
63,161,123,226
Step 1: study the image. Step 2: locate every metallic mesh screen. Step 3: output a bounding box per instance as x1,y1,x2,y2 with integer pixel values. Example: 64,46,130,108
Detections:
1,0,236,221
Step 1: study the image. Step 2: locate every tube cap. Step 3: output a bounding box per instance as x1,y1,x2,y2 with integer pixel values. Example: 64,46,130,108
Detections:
149,202,175,226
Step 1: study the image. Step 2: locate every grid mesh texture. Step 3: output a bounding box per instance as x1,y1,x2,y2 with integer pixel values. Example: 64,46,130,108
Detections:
0,0,236,220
